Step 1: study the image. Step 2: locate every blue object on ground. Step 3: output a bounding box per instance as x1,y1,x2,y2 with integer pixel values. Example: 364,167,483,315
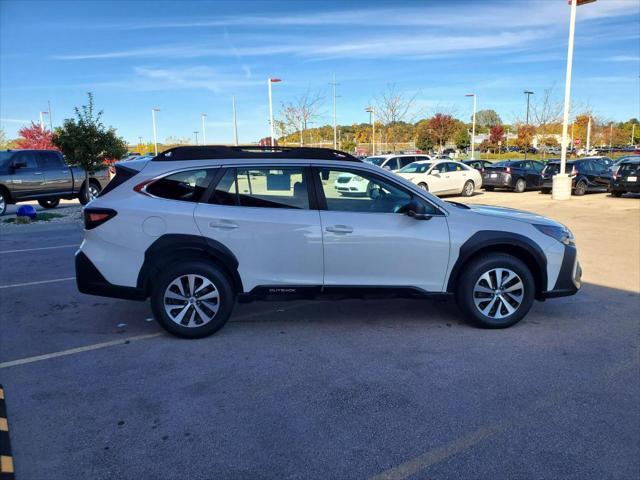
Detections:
17,205,37,219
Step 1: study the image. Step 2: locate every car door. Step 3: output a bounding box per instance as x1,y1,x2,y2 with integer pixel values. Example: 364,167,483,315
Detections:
38,151,73,195
7,151,44,199
425,162,448,193
527,161,544,187
589,160,611,189
446,162,469,192
194,165,324,292
313,166,450,292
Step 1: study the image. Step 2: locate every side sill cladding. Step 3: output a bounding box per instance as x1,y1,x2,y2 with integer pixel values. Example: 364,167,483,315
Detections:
446,230,548,298
137,234,244,294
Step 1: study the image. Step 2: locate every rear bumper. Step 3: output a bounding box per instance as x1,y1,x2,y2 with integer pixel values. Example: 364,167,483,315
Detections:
75,250,146,301
540,245,581,299
610,179,640,193
482,174,513,187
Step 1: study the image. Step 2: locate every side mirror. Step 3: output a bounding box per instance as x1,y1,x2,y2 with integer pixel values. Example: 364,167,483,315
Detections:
11,161,26,170
430,169,440,175
321,171,330,181
403,199,432,220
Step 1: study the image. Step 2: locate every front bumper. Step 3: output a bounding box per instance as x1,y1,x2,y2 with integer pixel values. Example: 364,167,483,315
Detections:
540,244,581,299
76,250,146,301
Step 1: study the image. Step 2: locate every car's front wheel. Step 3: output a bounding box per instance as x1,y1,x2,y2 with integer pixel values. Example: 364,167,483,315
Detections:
461,180,475,197
0,190,7,216
456,253,535,328
610,190,624,197
38,198,60,209
151,261,235,338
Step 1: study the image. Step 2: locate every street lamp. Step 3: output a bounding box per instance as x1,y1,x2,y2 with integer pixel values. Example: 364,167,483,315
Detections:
553,0,597,200
365,107,375,156
151,108,160,155
523,91,534,160
201,113,207,145
465,93,477,159
268,78,281,147
232,96,239,146
39,111,49,130
194,131,199,145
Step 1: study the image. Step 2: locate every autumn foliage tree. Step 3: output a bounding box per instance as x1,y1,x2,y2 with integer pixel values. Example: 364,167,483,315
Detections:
516,124,536,151
428,113,457,151
15,123,58,150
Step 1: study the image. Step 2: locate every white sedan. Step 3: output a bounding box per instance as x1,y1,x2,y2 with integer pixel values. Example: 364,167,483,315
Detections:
395,160,482,197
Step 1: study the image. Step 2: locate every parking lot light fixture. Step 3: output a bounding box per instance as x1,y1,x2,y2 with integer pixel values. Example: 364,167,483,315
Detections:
39,111,49,130
268,78,281,147
194,131,199,145
465,94,477,159
554,0,596,200
523,91,534,160
151,108,160,156
365,107,375,155
201,113,207,145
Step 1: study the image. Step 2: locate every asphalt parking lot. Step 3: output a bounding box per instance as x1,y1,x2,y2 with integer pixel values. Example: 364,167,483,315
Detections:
1,191,638,480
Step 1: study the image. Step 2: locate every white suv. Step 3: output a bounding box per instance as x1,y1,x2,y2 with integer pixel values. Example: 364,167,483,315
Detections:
76,146,581,338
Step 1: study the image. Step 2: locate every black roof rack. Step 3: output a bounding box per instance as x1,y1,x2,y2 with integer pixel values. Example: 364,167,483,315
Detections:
152,145,361,162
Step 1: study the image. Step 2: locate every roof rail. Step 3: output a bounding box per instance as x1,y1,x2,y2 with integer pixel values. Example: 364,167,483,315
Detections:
152,145,361,162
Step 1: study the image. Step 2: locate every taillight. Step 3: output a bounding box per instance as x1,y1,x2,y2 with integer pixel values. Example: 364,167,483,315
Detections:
571,166,578,176
505,167,511,174
84,208,117,230
133,179,154,196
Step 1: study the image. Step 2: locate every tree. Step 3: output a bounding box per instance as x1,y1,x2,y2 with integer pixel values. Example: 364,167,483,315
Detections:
15,123,58,150
516,124,536,150
280,89,324,146
428,113,457,151
475,109,502,130
0,128,7,149
453,122,470,150
414,120,434,151
489,125,505,146
53,93,127,190
374,84,420,126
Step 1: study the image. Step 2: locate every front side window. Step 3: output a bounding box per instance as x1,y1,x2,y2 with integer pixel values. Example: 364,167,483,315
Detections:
317,167,434,215
146,169,215,202
210,167,309,209
15,152,38,169
38,152,64,170
398,162,432,174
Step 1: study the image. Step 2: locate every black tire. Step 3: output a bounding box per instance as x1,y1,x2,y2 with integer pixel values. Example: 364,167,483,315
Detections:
417,182,429,192
540,188,551,194
80,181,101,206
0,189,7,216
573,180,587,196
461,180,475,197
455,253,535,329
150,260,235,338
611,190,624,197
514,178,526,193
38,198,60,209
483,186,494,191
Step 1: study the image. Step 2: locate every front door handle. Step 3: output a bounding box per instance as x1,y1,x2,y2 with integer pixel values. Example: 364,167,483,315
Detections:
209,220,239,230
326,225,353,234
34,172,44,175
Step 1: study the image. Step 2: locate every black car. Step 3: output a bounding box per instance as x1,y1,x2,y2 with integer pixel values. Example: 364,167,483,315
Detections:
610,157,639,197
482,160,545,193
463,159,493,175
540,158,611,195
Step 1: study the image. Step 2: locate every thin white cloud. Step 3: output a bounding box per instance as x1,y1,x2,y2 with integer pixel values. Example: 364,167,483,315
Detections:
0,118,30,124
607,55,640,62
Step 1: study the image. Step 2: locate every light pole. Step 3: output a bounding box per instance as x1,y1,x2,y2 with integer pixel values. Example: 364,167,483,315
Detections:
151,108,160,155
39,111,49,130
609,122,613,154
365,107,375,156
47,100,53,130
330,73,339,149
632,123,636,145
465,93,477,159
232,96,239,146
586,116,592,153
523,91,534,160
268,77,281,147
138,136,143,151
201,113,207,145
554,0,596,200
194,131,199,145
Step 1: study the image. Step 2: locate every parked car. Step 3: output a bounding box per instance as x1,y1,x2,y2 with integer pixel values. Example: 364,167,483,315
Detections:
540,158,611,195
0,149,110,215
463,160,493,175
482,160,545,193
396,160,481,197
610,157,639,197
611,155,640,176
335,154,431,195
76,145,581,338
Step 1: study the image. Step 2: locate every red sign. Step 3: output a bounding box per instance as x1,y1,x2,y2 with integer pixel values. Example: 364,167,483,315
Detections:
574,139,581,145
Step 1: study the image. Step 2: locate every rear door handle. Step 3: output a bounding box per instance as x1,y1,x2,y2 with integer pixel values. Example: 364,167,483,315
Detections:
209,220,239,230
326,225,353,234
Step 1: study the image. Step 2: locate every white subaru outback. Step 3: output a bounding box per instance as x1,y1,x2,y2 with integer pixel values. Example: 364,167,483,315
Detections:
76,146,581,338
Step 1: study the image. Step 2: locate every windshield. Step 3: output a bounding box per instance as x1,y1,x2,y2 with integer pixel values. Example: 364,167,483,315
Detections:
0,151,15,167
364,157,386,166
491,161,513,167
399,162,432,173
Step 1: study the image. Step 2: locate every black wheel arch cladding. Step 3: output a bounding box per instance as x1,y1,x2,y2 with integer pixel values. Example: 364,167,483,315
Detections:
137,234,243,294
446,230,548,297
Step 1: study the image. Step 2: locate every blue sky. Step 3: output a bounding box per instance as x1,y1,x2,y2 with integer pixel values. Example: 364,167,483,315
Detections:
1,0,639,145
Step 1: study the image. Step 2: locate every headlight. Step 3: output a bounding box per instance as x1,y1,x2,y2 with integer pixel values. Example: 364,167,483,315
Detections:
534,224,574,246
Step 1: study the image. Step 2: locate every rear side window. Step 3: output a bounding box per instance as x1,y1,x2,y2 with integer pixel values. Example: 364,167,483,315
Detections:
210,167,309,209
399,157,415,168
146,169,215,202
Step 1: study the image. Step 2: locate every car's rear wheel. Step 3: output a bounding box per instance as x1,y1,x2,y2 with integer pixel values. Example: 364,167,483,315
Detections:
456,254,535,328
611,190,624,197
38,198,60,209
483,186,494,191
80,182,101,205
151,261,235,338
540,188,551,194
514,178,526,193
0,190,7,216
461,180,474,197
417,182,429,192
573,180,587,196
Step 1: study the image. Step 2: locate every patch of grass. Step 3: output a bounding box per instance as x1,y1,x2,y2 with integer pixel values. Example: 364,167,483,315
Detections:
3,212,65,224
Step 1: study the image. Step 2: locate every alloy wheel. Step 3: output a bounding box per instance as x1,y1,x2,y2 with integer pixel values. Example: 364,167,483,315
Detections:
473,268,524,319
88,184,100,201
463,181,474,196
164,274,220,327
